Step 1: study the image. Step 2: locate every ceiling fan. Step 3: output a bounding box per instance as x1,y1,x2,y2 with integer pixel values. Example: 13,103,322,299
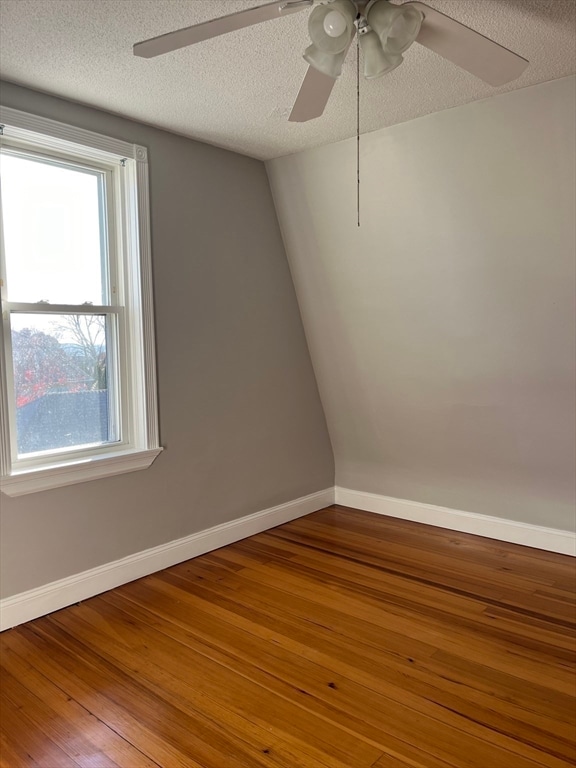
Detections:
133,0,529,123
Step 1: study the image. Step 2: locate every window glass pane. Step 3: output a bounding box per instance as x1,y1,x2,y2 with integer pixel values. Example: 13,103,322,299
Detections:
1,152,107,305
11,313,118,456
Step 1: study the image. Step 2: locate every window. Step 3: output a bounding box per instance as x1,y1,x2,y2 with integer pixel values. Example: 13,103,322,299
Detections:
0,107,161,496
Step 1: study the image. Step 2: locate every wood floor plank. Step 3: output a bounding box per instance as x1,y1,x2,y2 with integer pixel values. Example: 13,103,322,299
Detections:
270,521,561,605
272,545,575,644
171,567,574,742
1,505,574,767
155,557,575,746
2,626,205,768
327,507,574,575
0,692,81,768
108,577,574,767
48,600,382,768
0,643,161,768
2,668,121,768
283,510,571,595
55,593,464,768
223,561,575,694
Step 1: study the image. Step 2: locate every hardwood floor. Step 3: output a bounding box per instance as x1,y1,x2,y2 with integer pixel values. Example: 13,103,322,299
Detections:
1,504,575,768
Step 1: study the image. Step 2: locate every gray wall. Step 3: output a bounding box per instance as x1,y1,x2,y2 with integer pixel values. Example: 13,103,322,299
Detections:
268,76,576,532
0,81,334,598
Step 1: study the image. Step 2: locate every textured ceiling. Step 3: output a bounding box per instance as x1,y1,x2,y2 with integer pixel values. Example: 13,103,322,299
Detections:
0,0,574,159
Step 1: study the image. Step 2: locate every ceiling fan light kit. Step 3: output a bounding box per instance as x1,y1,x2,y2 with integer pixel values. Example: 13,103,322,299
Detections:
133,0,530,123
303,0,422,82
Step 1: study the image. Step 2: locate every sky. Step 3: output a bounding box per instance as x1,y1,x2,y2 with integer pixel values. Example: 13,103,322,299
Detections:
1,151,106,307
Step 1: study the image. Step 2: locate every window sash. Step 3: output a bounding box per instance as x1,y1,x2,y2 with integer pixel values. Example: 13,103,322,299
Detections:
3,306,127,470
0,144,119,308
4,303,122,314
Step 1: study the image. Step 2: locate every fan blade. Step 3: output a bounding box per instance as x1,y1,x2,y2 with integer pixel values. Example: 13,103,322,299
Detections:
289,36,355,123
134,0,313,59
409,2,528,86
288,67,337,122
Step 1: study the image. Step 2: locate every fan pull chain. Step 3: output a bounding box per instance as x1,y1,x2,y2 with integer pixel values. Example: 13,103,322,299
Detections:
356,32,360,228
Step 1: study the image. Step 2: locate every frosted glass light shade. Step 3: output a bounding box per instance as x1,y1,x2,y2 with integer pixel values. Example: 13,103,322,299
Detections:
366,0,423,55
359,30,403,78
308,0,357,54
304,43,348,78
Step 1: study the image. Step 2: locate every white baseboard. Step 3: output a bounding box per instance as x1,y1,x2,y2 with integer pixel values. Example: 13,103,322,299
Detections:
0,487,335,631
335,487,576,557
3,484,573,631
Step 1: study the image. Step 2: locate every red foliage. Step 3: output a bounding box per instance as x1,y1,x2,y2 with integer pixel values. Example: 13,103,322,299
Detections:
12,329,77,407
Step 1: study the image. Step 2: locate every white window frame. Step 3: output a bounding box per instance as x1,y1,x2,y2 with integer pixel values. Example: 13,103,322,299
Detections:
0,106,162,496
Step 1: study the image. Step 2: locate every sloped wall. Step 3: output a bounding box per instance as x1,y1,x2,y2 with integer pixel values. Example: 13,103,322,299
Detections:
268,77,576,531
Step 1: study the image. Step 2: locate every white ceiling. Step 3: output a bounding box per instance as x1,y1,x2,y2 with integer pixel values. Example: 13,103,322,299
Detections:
0,0,574,160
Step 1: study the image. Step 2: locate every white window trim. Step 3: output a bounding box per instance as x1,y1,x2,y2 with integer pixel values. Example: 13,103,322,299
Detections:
0,106,162,497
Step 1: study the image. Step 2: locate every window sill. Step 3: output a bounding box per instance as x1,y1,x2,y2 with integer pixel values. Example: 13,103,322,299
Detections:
0,447,163,497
